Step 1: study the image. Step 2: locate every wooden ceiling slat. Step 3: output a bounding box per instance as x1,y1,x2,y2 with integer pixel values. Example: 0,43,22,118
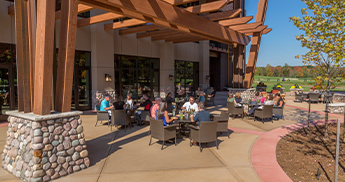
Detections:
245,28,272,36
162,0,199,6
238,25,267,34
218,16,253,26
56,4,94,20
202,9,242,21
229,22,262,31
119,24,163,35
184,0,230,14
104,19,146,31
77,12,124,27
79,0,251,45
136,29,177,39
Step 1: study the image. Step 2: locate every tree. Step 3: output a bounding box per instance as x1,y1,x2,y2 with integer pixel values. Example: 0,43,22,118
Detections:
290,0,345,138
282,63,290,77
273,67,280,77
255,67,262,76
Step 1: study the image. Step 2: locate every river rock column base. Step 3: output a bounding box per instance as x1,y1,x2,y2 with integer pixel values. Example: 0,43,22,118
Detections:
1,111,90,182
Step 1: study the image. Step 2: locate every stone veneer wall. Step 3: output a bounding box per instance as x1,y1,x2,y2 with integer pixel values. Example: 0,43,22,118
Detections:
1,112,90,182
92,90,116,110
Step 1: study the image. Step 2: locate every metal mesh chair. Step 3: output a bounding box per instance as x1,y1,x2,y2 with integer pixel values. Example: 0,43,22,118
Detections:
309,93,320,103
190,121,219,152
96,111,109,127
294,91,303,102
149,118,178,150
214,111,230,138
273,106,284,120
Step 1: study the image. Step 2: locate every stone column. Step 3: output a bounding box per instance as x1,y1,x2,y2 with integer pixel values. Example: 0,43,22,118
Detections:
2,111,90,182
159,41,175,99
199,40,210,90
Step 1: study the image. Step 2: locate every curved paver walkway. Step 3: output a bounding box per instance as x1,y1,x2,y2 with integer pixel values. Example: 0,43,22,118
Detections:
251,119,342,182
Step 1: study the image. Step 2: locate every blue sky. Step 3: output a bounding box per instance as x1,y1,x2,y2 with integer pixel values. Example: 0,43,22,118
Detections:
244,0,309,67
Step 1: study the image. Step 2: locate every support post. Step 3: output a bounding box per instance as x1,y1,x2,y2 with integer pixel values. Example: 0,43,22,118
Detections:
15,0,31,112
33,0,55,115
335,119,340,182
27,0,36,110
307,100,311,136
55,0,79,112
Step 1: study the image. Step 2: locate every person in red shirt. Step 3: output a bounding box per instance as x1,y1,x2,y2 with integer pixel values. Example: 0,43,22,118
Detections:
150,97,161,119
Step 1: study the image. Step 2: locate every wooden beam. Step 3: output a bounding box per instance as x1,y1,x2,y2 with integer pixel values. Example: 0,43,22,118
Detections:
245,28,271,36
8,5,14,15
218,16,253,26
185,0,229,14
79,0,251,45
151,32,186,41
28,0,36,110
238,25,267,34
119,24,163,35
202,9,242,21
33,0,55,115
229,22,262,31
77,12,124,27
162,0,199,6
15,0,31,112
243,32,261,88
55,0,79,113
56,4,93,20
104,19,146,31
136,29,177,39
256,0,269,23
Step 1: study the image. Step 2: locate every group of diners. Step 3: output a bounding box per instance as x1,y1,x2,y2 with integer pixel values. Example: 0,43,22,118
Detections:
227,90,285,117
194,87,216,104
99,91,213,127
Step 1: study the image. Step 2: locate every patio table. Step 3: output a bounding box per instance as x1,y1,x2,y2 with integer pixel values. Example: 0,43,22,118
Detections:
172,115,194,137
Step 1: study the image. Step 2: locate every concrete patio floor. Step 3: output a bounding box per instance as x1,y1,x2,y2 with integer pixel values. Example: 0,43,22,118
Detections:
0,92,343,182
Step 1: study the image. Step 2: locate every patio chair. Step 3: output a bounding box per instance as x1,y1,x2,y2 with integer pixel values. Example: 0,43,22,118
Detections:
190,121,219,152
323,92,334,103
213,112,230,138
206,96,215,106
302,93,309,101
111,109,131,132
273,106,284,120
227,102,243,119
294,91,303,102
96,104,110,127
140,111,151,126
149,118,178,150
254,105,273,124
309,93,320,103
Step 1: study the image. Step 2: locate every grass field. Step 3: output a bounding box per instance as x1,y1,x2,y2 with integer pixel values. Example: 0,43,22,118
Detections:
252,76,345,92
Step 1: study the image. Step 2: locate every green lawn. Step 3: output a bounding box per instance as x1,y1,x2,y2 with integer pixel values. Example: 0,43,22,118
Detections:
252,76,345,92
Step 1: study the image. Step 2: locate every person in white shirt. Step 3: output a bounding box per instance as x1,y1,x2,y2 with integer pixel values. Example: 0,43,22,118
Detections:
181,97,199,112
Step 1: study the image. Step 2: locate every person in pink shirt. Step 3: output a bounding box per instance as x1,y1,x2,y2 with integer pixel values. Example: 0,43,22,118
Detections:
150,97,161,119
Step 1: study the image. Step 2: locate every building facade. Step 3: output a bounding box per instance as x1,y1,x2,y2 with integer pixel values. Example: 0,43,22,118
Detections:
0,0,248,113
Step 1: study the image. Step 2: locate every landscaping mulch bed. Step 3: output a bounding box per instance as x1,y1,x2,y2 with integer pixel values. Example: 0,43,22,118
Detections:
277,123,345,182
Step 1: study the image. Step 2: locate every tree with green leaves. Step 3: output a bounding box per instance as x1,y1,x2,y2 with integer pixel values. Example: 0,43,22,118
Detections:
290,0,345,138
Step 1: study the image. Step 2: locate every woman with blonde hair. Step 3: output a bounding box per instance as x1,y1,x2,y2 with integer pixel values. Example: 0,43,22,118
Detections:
234,92,242,106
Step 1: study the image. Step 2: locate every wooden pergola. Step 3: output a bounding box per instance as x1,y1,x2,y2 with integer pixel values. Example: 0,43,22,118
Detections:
11,0,270,115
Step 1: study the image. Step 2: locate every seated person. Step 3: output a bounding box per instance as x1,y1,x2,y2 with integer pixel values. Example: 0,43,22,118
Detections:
195,87,202,96
227,93,235,105
165,92,174,113
234,92,242,106
264,94,274,105
274,93,285,107
208,87,216,98
181,96,199,112
113,96,124,110
246,94,274,116
190,102,210,126
254,91,265,105
135,94,153,125
124,93,134,110
150,97,161,119
100,95,114,118
198,92,205,104
157,102,178,126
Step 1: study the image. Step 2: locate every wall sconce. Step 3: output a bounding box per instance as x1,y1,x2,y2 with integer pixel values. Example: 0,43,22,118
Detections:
105,74,112,82
206,75,210,80
169,74,174,80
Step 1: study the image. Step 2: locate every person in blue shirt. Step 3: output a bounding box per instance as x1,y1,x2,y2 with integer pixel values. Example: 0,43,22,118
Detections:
198,92,205,104
190,102,210,126
157,102,178,126
100,95,114,118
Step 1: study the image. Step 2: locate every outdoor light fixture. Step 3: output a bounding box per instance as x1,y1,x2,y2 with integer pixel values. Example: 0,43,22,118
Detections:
169,74,174,80
206,75,210,80
105,74,112,82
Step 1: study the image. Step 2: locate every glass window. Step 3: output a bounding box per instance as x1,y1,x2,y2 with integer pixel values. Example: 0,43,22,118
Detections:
121,56,136,69
151,59,160,69
175,60,199,97
0,44,12,63
137,57,150,70
75,51,91,66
